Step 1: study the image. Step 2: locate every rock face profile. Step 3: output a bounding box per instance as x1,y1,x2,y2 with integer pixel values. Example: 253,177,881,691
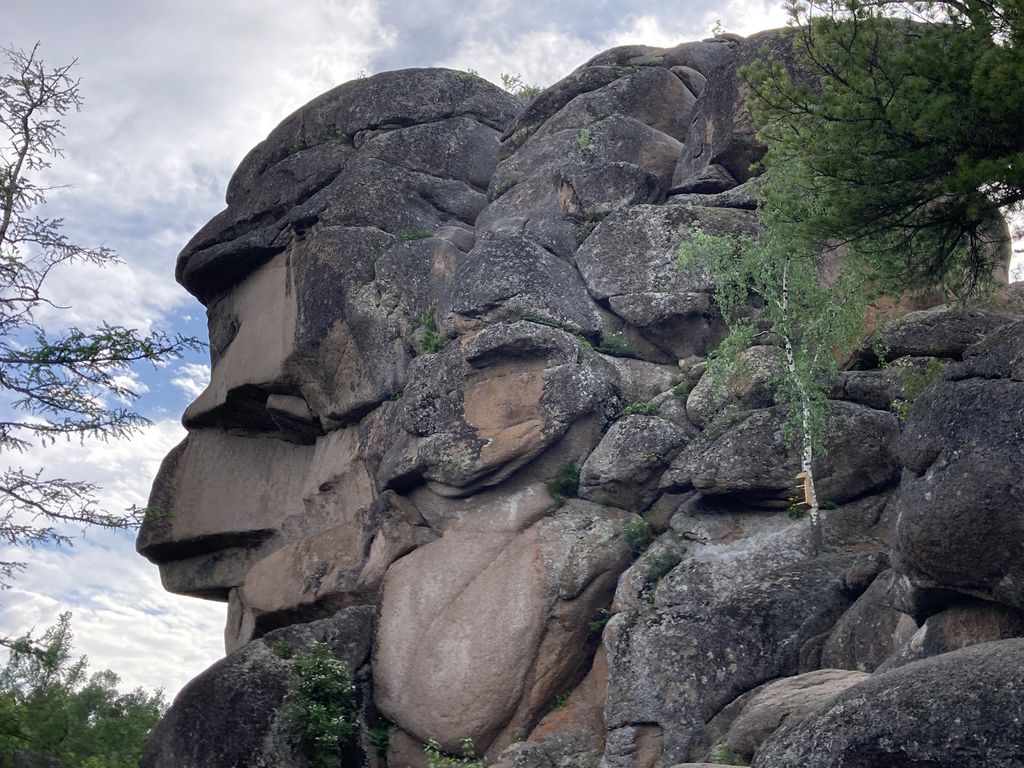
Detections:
138,31,1023,768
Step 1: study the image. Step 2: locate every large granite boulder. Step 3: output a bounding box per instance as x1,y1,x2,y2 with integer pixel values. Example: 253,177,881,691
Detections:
374,500,636,757
136,42,1022,768
604,553,885,765
575,204,761,358
754,639,1024,767
578,414,695,512
701,669,870,763
377,321,617,496
141,608,375,768
890,320,1024,620
670,29,800,193
665,401,901,507
865,305,1019,363
817,569,916,672
877,599,1024,672
178,69,521,300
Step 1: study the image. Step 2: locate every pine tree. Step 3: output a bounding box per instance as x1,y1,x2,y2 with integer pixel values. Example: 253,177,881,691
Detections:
742,0,1022,299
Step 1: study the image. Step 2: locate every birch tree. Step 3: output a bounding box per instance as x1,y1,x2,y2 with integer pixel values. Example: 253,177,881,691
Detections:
679,226,866,553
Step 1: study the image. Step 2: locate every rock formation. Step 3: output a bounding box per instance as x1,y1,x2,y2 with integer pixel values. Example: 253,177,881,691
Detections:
138,28,1024,768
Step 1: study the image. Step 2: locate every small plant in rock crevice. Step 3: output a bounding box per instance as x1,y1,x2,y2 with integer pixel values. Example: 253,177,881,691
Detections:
551,692,570,710
622,518,652,555
425,738,486,768
396,227,434,242
369,724,391,756
414,303,448,354
618,400,659,418
643,548,682,582
546,462,581,505
577,127,591,150
588,607,612,633
272,640,294,659
891,356,948,422
576,220,600,245
594,330,632,357
708,743,749,765
500,72,543,102
286,642,358,768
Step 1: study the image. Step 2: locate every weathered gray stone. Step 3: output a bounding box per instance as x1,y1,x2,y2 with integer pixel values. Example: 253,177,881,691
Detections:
378,322,616,495
866,305,1019,364
604,553,884,765
668,401,900,507
878,599,1024,672
829,370,897,411
601,725,664,768
754,639,1024,767
890,325,1024,619
141,607,375,768
604,357,680,404
701,669,869,763
374,233,472,319
493,115,682,199
439,236,604,337
671,29,800,193
179,69,519,301
501,66,635,153
819,570,916,672
685,345,782,427
947,316,1024,381
668,176,760,210
533,67,696,143
575,204,760,358
579,415,694,511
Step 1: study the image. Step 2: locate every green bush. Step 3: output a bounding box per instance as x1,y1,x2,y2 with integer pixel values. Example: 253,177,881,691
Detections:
425,738,486,768
414,303,449,354
500,72,542,102
287,642,358,768
588,607,612,633
396,227,434,242
595,331,632,357
708,743,748,765
643,548,682,581
576,220,600,245
546,462,581,504
622,518,652,555
271,640,294,659
892,357,947,422
619,400,659,418
369,725,391,756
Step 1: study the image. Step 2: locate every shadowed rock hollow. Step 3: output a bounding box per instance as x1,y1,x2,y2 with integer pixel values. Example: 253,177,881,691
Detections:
137,31,1024,768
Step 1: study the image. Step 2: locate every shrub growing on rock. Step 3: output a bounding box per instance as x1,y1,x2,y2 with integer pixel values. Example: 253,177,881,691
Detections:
287,642,358,768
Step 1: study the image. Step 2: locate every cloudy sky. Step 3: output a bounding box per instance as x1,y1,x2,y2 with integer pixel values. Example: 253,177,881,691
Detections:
3,1,1021,702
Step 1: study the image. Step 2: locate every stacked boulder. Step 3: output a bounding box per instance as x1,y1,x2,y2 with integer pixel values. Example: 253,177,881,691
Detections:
138,30,1024,768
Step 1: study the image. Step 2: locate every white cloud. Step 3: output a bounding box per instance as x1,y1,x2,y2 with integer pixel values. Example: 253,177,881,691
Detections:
1,543,225,698
0,419,224,697
170,363,211,401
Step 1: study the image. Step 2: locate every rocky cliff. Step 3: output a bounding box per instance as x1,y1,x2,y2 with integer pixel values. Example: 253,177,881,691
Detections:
137,29,1024,768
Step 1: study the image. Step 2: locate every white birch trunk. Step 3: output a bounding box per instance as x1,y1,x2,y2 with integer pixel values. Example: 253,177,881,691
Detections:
781,265,822,555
